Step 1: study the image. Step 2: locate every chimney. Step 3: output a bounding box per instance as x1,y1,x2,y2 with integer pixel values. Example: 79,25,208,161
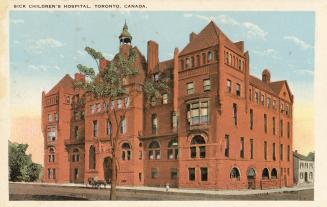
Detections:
74,73,85,82
147,40,159,73
235,41,244,52
189,32,197,42
262,69,271,83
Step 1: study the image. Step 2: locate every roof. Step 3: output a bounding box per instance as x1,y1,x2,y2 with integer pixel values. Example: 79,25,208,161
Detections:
180,21,220,56
158,59,174,71
269,80,286,94
294,151,315,161
180,21,244,56
249,75,276,94
47,74,74,95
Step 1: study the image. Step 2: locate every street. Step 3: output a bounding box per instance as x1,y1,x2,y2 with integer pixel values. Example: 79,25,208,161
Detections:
9,183,313,200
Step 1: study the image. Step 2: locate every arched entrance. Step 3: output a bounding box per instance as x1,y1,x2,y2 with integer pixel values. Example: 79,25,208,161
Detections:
103,157,112,183
247,168,256,189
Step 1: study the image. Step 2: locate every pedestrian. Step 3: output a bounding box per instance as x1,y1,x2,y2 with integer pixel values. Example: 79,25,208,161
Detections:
165,183,170,192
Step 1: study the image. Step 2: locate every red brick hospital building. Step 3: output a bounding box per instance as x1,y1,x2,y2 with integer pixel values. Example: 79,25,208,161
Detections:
42,21,294,190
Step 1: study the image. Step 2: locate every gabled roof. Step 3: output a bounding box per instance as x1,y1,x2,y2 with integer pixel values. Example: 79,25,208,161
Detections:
269,80,286,94
180,21,220,56
294,151,315,161
249,75,276,94
47,74,74,95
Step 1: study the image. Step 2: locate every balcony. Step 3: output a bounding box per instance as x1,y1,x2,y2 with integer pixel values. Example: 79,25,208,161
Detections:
64,138,85,146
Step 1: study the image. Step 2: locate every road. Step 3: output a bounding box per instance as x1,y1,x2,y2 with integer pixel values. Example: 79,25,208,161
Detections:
9,183,314,200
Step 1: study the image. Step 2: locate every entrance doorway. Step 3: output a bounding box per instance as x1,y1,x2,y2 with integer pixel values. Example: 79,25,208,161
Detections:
247,168,256,189
103,157,112,183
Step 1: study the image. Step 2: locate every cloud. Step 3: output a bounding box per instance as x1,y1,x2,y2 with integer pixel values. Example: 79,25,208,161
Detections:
11,19,24,24
183,13,193,18
195,15,216,22
242,22,267,40
218,15,239,26
284,36,313,50
29,38,64,53
294,69,314,76
252,48,280,59
27,64,61,72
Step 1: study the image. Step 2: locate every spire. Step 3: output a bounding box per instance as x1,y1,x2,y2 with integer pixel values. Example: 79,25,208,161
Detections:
119,20,132,45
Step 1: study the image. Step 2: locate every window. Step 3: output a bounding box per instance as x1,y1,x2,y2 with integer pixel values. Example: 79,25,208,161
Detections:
139,150,142,160
149,141,160,160
280,102,284,113
47,127,57,142
55,112,59,121
240,137,244,158
154,73,160,81
255,92,259,104
191,57,195,68
236,83,241,96
227,80,232,93
151,168,158,179
89,146,96,169
168,138,178,160
287,145,290,161
233,103,238,126
74,126,79,139
111,100,115,110
48,114,52,122
250,109,254,130
48,168,56,179
262,168,269,179
287,122,290,138
261,94,265,105
190,135,206,158
273,117,276,135
203,79,211,91
267,97,271,108
280,119,284,137
171,168,178,180
264,114,268,133
186,57,191,68
280,144,284,161
48,148,55,163
162,94,168,104
201,167,208,181
202,53,206,65
93,120,98,137
271,168,277,179
228,53,232,65
151,114,158,135
122,143,131,160
120,116,127,134
107,120,112,137
225,135,230,157
286,104,289,115
72,148,80,162
151,96,156,106
250,139,254,159
249,89,252,101
188,168,195,181
187,82,194,95
230,168,240,180
96,103,101,112
264,141,267,160
187,101,209,125
273,143,276,161
207,51,213,62
172,111,178,129
196,54,200,66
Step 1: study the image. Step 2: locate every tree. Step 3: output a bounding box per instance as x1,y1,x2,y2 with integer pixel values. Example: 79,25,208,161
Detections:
9,142,43,182
75,46,168,200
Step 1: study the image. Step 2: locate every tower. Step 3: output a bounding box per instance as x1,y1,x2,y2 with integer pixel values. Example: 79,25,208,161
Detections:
119,21,132,45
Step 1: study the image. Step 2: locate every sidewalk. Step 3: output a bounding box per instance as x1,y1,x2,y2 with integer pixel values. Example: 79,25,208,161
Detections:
11,181,314,196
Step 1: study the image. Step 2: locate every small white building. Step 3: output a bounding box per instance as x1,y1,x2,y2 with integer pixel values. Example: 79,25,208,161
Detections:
293,151,314,185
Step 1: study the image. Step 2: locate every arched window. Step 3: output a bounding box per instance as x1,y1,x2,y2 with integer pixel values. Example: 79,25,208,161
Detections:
247,168,256,179
168,138,178,160
262,168,270,179
149,140,160,160
89,146,96,169
72,148,80,162
48,147,55,163
230,167,241,180
121,142,131,160
190,135,206,158
271,168,278,179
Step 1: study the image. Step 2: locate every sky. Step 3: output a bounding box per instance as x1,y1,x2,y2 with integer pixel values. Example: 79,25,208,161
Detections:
9,11,314,164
